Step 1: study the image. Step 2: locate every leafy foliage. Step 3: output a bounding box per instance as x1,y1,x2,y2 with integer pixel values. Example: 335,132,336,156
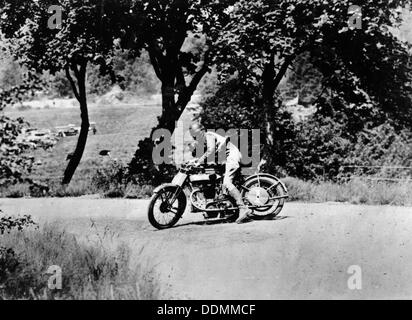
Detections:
201,77,412,181
0,116,36,186
279,52,324,104
91,160,128,194
346,123,412,178
0,107,56,187
0,210,37,235
122,0,232,100
291,115,352,179
200,0,412,181
0,53,24,91
199,78,297,172
212,0,412,128
0,0,127,76
0,67,55,187
86,50,160,96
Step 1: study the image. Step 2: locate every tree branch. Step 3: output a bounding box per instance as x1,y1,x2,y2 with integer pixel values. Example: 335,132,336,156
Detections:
176,51,210,107
148,46,163,81
273,55,294,89
175,62,186,90
188,61,209,92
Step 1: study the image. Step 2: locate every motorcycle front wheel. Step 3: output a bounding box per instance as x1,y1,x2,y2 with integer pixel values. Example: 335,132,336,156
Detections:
148,185,187,229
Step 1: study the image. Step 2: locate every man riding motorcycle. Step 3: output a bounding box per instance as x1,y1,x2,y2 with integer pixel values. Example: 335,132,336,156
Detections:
188,122,252,224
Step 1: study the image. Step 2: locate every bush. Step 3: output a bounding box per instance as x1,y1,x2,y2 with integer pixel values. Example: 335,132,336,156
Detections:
91,160,153,199
0,114,57,192
0,116,37,186
288,115,352,180
0,210,37,235
347,124,412,173
91,160,127,194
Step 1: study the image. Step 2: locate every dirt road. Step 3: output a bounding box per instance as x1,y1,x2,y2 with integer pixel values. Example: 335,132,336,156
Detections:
1,198,412,299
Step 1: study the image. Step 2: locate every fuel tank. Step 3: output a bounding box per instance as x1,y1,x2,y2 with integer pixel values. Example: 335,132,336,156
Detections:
189,174,212,183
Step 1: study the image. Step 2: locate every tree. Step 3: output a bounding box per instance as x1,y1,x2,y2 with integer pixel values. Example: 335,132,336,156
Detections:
124,0,233,131
212,0,412,165
0,0,129,184
126,0,235,179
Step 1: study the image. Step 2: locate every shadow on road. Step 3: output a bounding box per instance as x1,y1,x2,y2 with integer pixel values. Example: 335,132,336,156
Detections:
170,215,291,229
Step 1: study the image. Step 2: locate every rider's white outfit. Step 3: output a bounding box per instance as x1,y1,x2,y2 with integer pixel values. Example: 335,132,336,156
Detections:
197,131,242,192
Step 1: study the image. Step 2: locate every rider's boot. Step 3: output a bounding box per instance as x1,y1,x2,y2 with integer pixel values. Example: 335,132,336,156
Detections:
228,188,252,224
236,206,252,224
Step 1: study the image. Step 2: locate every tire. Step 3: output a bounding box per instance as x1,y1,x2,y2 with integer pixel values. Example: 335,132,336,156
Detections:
241,175,287,219
148,185,187,229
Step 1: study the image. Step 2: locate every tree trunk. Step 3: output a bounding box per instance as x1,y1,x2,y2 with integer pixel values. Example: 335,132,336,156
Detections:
262,54,294,141
62,62,89,185
261,54,294,169
128,47,209,181
159,79,180,132
157,68,208,134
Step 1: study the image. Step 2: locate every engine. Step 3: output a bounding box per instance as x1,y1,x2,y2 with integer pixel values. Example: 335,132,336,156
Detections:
189,173,217,199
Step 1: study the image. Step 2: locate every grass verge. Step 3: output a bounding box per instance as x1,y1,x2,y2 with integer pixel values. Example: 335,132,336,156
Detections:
0,223,160,300
284,177,412,206
2,176,411,206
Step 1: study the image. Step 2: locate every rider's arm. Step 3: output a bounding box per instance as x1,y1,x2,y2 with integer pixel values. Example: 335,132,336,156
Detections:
197,133,215,164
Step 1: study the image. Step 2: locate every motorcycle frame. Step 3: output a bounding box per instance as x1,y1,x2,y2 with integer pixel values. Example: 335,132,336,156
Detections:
154,168,289,213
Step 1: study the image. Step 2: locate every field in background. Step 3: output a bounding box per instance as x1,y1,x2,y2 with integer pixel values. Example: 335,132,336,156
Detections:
5,103,162,188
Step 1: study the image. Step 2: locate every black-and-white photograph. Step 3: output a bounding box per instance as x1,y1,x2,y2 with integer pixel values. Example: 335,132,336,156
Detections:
0,0,411,306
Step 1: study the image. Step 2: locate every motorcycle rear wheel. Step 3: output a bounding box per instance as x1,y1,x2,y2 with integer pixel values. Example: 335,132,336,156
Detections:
241,176,286,219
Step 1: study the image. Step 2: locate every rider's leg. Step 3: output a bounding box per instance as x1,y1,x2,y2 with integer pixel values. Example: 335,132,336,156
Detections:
225,182,243,206
223,156,252,223
223,155,241,202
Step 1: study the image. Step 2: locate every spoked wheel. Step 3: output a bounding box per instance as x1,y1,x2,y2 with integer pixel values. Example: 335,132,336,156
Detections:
148,185,187,229
241,176,287,219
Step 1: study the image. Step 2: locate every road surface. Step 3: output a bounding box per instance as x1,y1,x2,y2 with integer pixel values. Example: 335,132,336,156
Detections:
1,197,412,299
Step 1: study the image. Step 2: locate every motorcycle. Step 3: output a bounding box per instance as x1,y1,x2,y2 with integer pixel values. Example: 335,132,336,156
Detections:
147,161,289,229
